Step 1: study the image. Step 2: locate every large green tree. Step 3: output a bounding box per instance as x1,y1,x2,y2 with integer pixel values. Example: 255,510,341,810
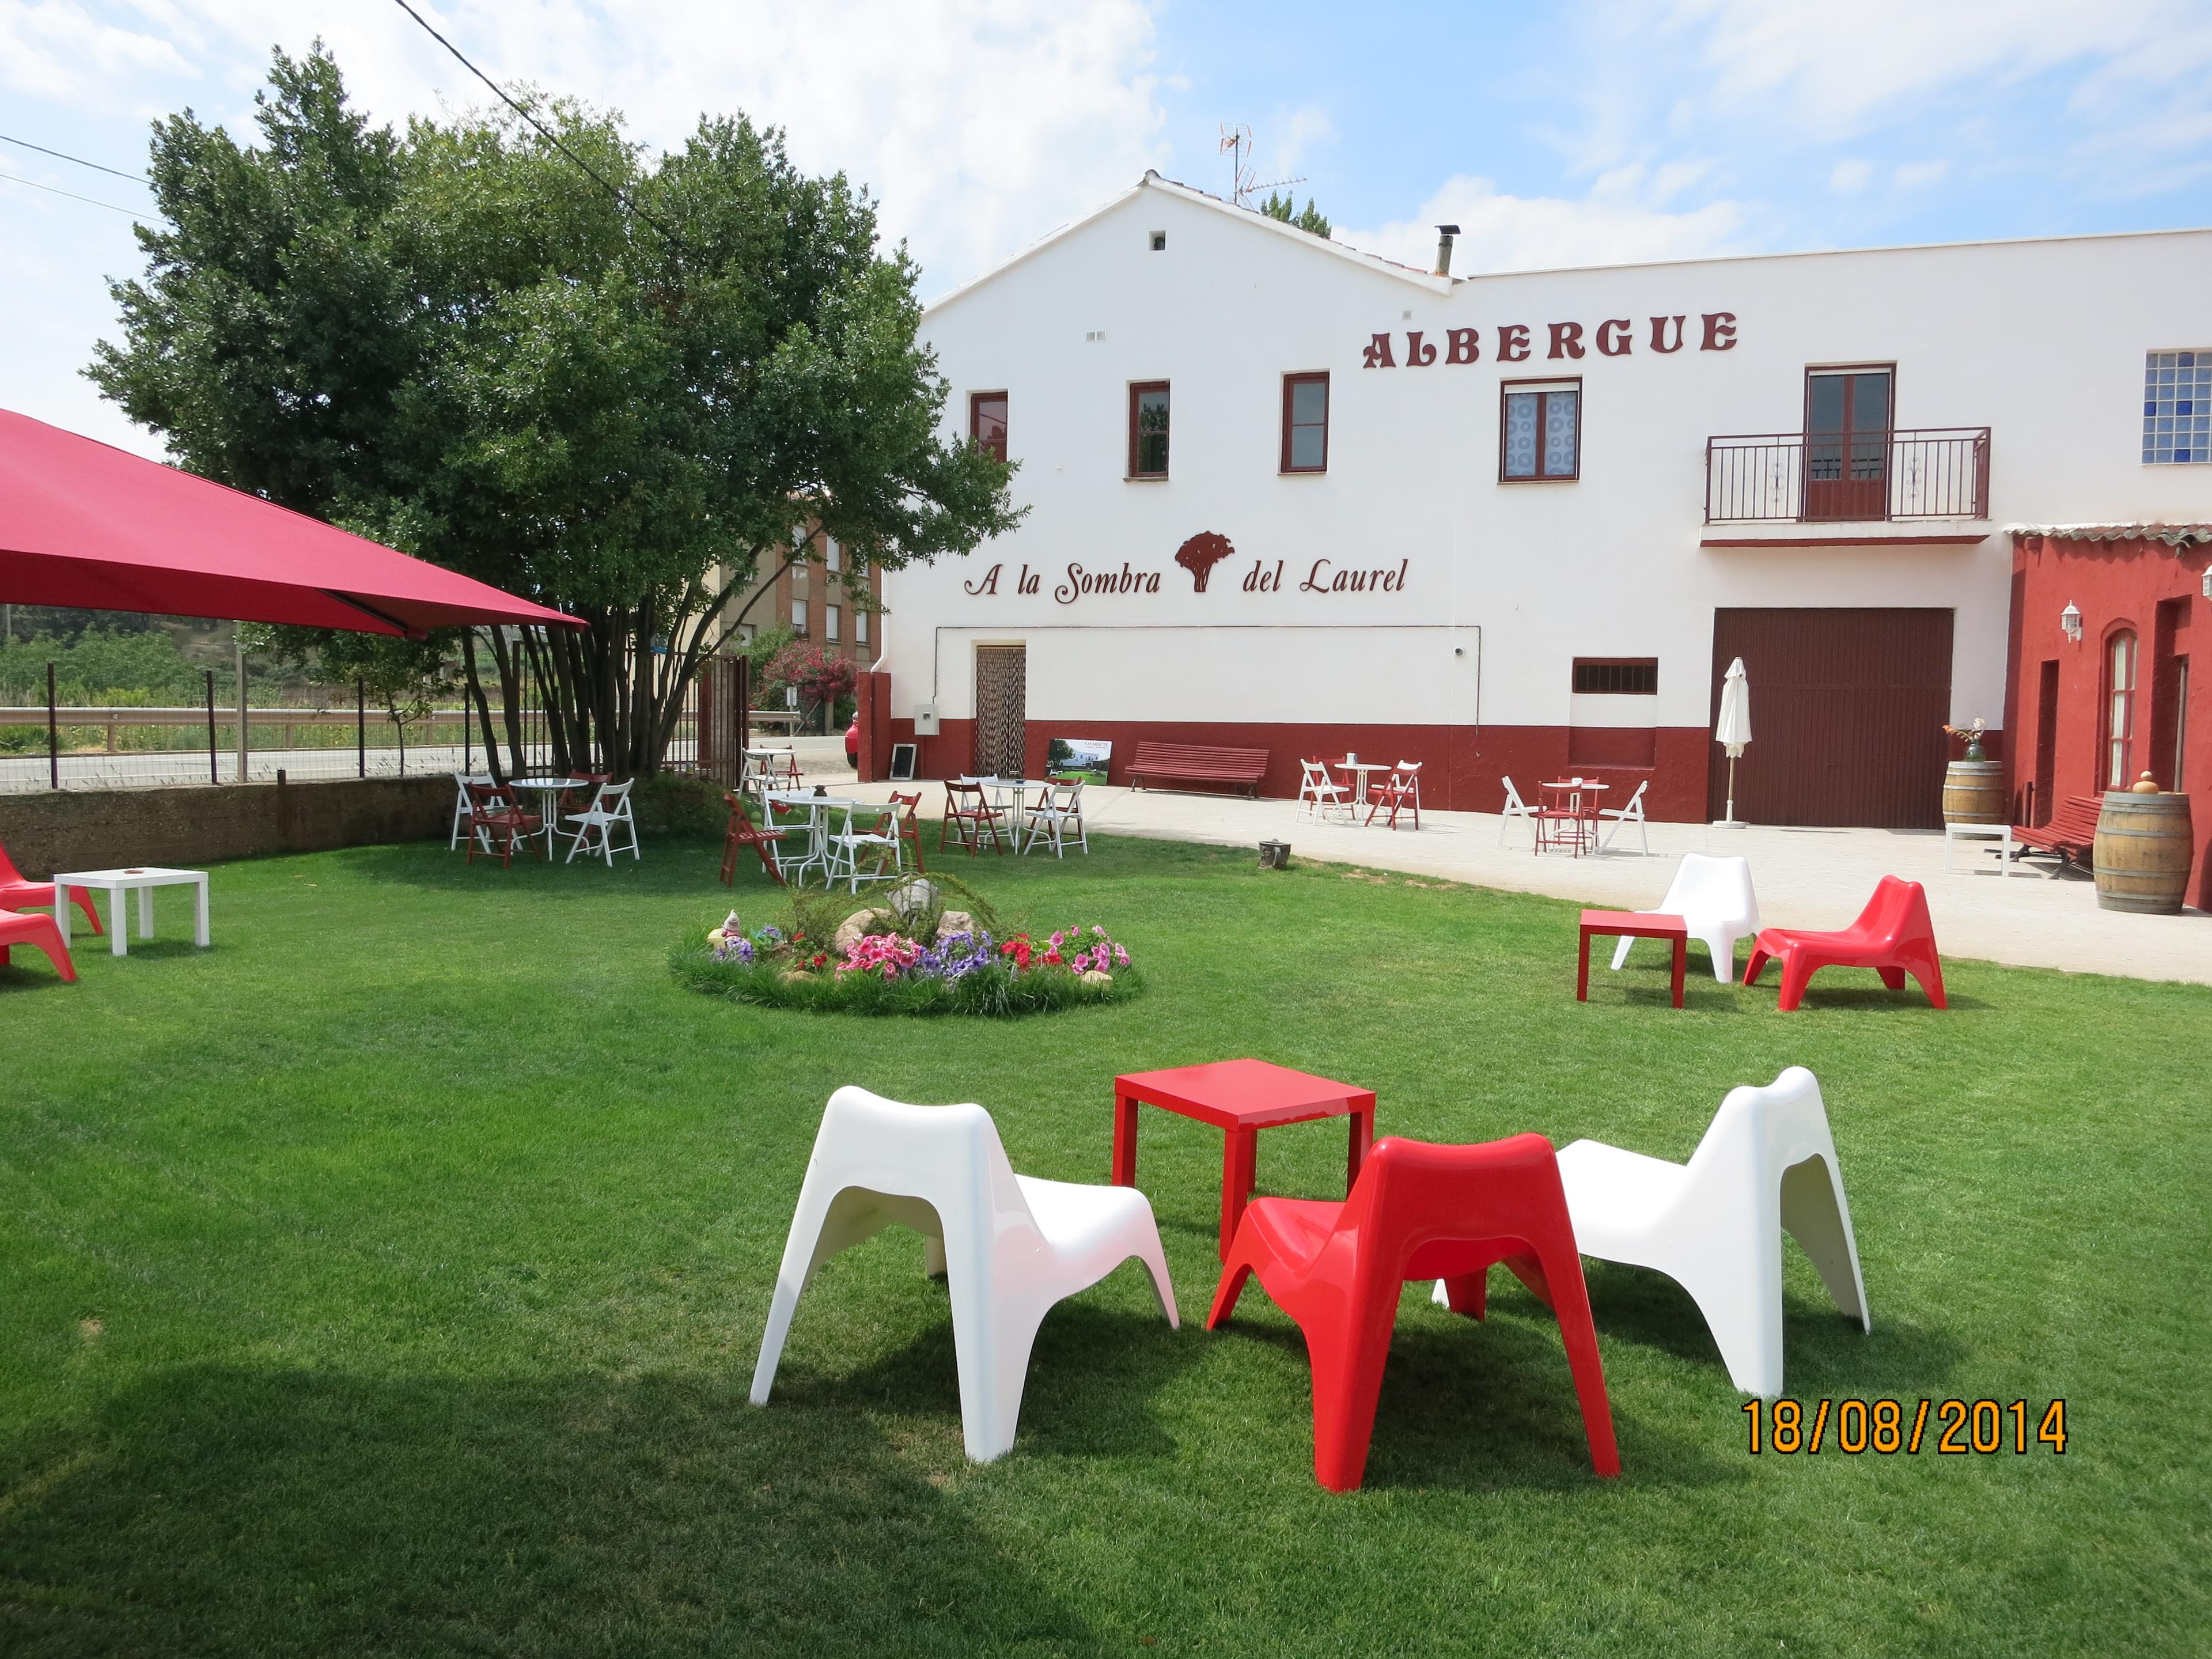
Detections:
91,46,1020,778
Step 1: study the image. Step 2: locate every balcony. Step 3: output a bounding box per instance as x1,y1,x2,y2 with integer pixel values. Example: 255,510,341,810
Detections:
1705,428,1990,525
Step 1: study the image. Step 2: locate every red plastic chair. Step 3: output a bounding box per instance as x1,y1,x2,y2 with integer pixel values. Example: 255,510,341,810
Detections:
0,911,78,982
1741,874,1947,1012
0,839,102,935
1207,1132,1620,1491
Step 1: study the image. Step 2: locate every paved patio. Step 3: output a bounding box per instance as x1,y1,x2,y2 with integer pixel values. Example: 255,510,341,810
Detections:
805,759,2212,986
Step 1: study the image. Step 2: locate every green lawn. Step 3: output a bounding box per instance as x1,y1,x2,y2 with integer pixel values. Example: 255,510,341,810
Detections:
1,831,2206,1657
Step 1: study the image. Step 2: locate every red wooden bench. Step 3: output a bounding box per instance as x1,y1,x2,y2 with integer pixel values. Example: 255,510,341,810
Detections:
2009,793,2103,871
1127,740,1269,797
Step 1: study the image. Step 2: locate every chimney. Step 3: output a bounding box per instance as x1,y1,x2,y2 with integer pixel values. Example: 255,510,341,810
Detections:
1434,224,1460,277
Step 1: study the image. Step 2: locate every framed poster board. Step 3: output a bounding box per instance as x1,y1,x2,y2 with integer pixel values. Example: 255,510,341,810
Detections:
888,742,918,781
1046,737,1112,784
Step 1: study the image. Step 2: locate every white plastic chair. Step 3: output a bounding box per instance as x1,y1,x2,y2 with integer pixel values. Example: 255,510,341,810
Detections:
751,1086,1180,1462
1610,852,1760,983
561,780,639,864
1598,778,1650,854
449,772,494,850
1517,1066,1867,1397
1296,760,1351,823
1022,778,1089,857
1498,777,1540,848
825,804,904,891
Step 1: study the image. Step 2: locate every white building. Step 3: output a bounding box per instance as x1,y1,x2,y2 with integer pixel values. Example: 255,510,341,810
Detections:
867,172,2212,825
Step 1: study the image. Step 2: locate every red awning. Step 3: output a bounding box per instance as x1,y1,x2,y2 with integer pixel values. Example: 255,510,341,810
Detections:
0,408,580,637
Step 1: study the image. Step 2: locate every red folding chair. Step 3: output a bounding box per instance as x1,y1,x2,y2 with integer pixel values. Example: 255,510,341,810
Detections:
940,779,1006,855
887,790,927,874
1207,1131,1619,1491
721,793,790,886
1363,761,1423,830
0,839,102,934
0,911,78,982
463,782,543,867
1742,874,1947,1012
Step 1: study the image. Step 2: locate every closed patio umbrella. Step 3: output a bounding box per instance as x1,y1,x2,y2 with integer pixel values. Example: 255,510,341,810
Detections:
0,409,578,636
1714,656,1751,828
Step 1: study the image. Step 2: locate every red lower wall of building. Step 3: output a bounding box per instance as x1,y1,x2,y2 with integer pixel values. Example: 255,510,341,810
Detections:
2009,532,2212,908
884,716,1713,821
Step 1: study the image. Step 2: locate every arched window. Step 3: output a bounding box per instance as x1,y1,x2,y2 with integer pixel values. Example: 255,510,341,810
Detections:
2106,629,2138,789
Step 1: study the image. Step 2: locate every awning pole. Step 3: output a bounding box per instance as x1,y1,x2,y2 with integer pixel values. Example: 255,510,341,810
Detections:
234,635,249,785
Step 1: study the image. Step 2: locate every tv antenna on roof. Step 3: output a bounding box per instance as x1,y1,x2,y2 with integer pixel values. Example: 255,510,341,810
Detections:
1218,123,1302,209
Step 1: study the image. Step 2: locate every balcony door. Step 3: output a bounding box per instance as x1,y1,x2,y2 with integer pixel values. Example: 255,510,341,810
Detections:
1804,368,1892,521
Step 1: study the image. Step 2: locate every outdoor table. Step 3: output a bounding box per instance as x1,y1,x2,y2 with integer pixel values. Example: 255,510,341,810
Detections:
1112,1058,1377,1259
1327,758,1391,821
51,866,210,957
1538,779,1607,855
982,777,1032,842
508,776,586,857
766,790,869,887
745,747,801,787
1577,909,1687,1007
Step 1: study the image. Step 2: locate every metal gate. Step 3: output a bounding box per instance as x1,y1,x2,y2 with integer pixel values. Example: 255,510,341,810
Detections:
974,645,1027,777
1707,608,1953,828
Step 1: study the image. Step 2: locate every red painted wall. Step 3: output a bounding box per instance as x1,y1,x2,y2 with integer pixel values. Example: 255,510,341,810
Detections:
885,715,1712,821
2008,532,2212,907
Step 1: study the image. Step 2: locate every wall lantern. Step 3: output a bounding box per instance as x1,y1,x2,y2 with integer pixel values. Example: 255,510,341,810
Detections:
2060,602,2084,643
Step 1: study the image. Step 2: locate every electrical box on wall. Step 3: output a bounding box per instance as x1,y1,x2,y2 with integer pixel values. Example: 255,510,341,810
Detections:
912,703,940,736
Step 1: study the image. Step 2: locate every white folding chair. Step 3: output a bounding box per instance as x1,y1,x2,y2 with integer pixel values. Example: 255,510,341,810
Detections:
1296,760,1352,823
825,804,903,892
1498,777,1540,848
1597,778,1650,854
561,780,640,865
1611,852,1760,983
751,1086,1180,1462
1533,1066,1868,1397
449,772,494,850
1021,778,1089,857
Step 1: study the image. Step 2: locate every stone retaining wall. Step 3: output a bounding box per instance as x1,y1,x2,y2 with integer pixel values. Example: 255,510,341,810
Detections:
0,777,450,875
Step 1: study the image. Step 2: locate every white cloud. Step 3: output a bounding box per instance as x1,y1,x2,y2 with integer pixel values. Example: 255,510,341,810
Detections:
1892,159,1949,190
1339,168,1748,275
1662,0,2168,130
0,0,1171,295
1829,158,1872,194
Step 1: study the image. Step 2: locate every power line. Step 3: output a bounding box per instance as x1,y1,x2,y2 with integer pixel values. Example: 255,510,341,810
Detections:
0,166,169,222
0,132,149,185
385,0,676,240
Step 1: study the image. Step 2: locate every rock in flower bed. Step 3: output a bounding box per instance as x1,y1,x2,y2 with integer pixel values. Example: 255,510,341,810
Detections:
671,877,1142,1018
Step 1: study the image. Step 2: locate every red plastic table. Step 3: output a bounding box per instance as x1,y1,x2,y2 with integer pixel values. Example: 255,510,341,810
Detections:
1578,910,1687,1007
1113,1058,1377,1259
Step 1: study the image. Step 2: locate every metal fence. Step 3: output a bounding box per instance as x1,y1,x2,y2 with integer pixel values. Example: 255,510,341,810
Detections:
0,654,777,793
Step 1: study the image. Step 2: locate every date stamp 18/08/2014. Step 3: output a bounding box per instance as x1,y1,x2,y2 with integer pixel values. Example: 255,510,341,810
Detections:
1743,1398,2067,1456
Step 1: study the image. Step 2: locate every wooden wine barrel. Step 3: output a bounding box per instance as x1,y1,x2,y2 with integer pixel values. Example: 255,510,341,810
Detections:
1941,759,2006,825
2092,792,2195,914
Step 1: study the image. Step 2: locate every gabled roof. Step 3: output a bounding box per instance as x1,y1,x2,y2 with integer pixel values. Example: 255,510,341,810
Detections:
925,171,1451,316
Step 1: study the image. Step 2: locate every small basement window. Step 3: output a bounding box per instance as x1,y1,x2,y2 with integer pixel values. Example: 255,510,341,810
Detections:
1573,658,1657,695
1150,230,1166,251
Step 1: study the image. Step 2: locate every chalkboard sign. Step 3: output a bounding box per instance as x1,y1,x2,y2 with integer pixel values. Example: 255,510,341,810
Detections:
888,742,918,781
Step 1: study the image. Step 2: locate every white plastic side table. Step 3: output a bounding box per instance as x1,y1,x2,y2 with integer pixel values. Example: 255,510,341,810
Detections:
1942,821,2014,876
50,868,211,955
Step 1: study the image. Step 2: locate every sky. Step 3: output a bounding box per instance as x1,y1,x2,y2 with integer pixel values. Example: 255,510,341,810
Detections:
3,0,2210,459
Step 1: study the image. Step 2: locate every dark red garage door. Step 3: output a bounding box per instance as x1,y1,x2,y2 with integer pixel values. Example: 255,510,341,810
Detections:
1708,608,1954,828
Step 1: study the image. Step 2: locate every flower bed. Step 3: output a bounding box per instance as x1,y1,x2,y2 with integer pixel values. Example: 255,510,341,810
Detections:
671,881,1142,1017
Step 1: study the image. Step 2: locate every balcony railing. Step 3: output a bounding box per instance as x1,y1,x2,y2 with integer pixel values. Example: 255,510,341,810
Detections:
1705,427,1990,524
